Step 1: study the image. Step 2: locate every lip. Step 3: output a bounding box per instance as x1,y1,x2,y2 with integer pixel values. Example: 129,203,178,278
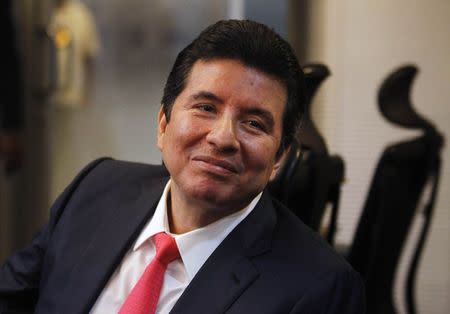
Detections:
192,155,241,174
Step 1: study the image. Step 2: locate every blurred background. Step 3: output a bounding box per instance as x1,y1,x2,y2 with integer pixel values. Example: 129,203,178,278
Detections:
1,0,449,313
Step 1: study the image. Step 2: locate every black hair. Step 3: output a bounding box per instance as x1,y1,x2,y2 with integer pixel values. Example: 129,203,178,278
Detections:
161,19,305,157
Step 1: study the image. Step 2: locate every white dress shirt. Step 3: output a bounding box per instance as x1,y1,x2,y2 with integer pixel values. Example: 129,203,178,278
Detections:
91,180,261,313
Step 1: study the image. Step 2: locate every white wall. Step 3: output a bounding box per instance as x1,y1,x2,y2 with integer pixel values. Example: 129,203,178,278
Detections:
304,1,450,313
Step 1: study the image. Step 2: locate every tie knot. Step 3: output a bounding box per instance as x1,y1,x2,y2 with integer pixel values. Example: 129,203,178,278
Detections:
153,232,180,265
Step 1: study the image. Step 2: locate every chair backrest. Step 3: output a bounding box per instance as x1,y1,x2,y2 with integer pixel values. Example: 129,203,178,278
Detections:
347,65,444,314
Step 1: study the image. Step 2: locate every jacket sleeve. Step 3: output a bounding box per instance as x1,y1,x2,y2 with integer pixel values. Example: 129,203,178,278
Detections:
290,267,366,314
0,158,110,313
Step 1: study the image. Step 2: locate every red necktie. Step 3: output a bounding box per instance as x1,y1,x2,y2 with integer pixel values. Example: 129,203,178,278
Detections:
119,232,180,314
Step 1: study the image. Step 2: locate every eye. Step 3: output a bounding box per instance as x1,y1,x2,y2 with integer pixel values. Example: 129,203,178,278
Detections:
196,103,216,113
245,120,266,132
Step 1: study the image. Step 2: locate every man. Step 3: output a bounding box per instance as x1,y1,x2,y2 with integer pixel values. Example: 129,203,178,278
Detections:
0,20,365,313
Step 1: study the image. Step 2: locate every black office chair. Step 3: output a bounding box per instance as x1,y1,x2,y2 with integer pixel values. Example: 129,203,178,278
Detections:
347,65,444,314
269,64,345,244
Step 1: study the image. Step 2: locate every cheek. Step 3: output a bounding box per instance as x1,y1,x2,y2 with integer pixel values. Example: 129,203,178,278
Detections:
173,117,194,136
242,139,278,173
166,116,207,151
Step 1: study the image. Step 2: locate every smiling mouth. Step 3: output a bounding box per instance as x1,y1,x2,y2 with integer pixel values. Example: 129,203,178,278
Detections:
192,156,240,175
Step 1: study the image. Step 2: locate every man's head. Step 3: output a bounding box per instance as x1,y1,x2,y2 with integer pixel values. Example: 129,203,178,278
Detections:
161,19,305,156
157,20,305,232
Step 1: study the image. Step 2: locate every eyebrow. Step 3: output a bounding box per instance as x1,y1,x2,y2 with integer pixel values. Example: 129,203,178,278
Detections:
191,91,224,103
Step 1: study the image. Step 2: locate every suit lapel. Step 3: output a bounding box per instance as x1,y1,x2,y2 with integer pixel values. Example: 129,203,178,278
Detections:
170,192,277,314
62,175,169,313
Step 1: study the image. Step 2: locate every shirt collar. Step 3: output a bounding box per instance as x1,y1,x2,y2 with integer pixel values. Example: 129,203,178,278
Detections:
133,179,262,280
133,180,171,251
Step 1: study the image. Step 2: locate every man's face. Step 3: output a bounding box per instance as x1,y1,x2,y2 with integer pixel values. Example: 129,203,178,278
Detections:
157,58,287,218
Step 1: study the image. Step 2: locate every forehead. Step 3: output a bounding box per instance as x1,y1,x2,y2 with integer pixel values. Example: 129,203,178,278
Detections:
180,58,287,119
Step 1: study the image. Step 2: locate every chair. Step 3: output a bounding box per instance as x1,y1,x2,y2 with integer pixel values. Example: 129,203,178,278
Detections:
347,65,444,314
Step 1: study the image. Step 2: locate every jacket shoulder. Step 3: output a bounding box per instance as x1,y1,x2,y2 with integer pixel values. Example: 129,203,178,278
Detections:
73,158,169,189
268,196,362,287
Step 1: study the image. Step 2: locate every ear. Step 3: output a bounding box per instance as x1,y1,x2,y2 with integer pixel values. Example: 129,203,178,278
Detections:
269,146,290,181
157,106,168,151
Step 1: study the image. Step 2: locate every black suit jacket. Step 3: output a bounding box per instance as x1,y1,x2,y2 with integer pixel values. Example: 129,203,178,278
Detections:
0,158,364,313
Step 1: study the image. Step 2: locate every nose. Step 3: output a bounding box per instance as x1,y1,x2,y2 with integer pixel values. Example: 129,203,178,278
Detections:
206,114,240,153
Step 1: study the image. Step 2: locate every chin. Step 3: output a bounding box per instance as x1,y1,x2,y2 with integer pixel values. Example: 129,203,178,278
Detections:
190,184,228,203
